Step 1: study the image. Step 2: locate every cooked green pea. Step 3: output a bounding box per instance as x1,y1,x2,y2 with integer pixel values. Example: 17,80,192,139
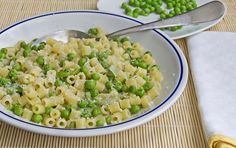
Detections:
105,81,112,90
90,89,99,97
101,60,110,69
61,109,70,119
130,105,141,114
121,2,129,9
89,51,97,59
91,73,100,80
37,42,46,50
107,70,115,80
20,41,27,49
31,114,43,123
122,85,129,92
96,120,105,127
78,57,87,66
129,86,136,94
0,78,11,86
16,86,23,95
8,69,17,79
135,87,145,97
57,70,70,79
23,46,31,57
12,104,23,116
13,63,22,71
36,56,44,66
106,115,112,124
92,107,102,117
55,79,63,87
85,80,96,90
67,53,76,61
138,61,148,69
45,106,52,114
114,81,122,91
78,100,88,108
143,81,154,91
120,37,129,43
88,28,99,36
43,64,53,73
68,121,76,128
81,66,89,76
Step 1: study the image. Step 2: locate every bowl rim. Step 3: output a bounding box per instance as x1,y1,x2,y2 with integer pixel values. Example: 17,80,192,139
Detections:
0,10,188,136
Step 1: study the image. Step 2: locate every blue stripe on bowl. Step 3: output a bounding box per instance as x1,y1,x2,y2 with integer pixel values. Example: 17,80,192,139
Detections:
0,10,183,130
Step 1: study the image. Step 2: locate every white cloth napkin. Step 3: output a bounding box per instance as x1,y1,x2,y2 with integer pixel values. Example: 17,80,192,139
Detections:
186,31,236,139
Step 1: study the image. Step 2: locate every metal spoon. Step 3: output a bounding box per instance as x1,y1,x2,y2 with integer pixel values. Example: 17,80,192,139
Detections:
33,0,225,44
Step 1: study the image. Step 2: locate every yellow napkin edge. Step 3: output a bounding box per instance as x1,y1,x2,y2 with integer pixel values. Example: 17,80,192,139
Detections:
209,134,236,148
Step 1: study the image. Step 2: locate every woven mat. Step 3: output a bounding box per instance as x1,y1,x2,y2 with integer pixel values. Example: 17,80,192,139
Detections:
0,0,235,147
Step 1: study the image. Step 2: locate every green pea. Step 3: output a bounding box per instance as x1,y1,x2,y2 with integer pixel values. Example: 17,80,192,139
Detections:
67,53,76,61
91,73,100,80
8,69,17,79
114,81,122,92
69,121,76,128
37,42,46,50
12,104,23,116
45,106,52,114
0,78,11,86
105,81,112,90
1,48,7,54
120,37,129,43
78,100,88,108
43,64,53,73
13,63,22,71
174,7,181,15
55,79,63,87
69,67,80,75
133,8,141,14
49,90,55,97
90,89,99,97
138,61,148,69
135,87,145,97
81,66,89,76
121,2,129,9
31,45,37,51
61,109,70,119
160,13,167,19
129,86,137,94
31,114,43,123
92,107,102,117
89,51,97,59
81,108,92,118
101,60,110,69
78,57,87,66
36,56,44,66
106,115,112,124
57,70,70,79
16,86,23,95
23,46,31,57
85,80,96,90
122,85,129,92
155,7,163,14
64,104,72,112
107,70,115,80
96,120,105,127
144,8,151,14
143,81,154,91
167,2,174,9
20,41,27,49
130,105,141,114
0,52,6,59
88,28,99,36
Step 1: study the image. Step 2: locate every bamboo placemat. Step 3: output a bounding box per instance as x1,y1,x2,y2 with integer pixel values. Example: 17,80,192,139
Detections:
0,0,235,147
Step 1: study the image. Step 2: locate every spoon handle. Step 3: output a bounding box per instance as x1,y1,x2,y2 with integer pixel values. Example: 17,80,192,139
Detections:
107,1,225,38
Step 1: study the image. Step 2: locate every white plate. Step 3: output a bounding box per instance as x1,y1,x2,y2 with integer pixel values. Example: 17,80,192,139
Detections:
0,10,188,137
97,0,226,39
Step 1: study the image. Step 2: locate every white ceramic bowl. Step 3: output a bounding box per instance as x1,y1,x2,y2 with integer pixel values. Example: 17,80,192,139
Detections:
0,10,188,137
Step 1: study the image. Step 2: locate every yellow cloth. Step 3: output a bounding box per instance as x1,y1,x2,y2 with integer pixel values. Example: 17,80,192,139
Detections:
209,135,236,148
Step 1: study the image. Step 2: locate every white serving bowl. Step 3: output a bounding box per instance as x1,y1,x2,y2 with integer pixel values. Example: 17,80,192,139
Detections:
0,10,188,137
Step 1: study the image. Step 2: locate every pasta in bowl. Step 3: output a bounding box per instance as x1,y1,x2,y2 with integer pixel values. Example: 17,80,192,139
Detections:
0,28,163,128
0,11,188,136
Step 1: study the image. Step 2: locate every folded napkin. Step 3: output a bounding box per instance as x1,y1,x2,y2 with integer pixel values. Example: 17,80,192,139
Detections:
187,32,236,148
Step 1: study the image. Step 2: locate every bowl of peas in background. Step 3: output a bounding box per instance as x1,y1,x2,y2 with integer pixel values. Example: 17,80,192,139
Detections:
97,0,226,39
0,10,188,136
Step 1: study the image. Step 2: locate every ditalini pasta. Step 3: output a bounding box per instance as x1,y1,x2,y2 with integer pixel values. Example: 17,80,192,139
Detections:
0,27,163,128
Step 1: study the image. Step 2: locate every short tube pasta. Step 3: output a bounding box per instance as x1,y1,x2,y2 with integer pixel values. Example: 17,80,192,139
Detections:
0,27,162,129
